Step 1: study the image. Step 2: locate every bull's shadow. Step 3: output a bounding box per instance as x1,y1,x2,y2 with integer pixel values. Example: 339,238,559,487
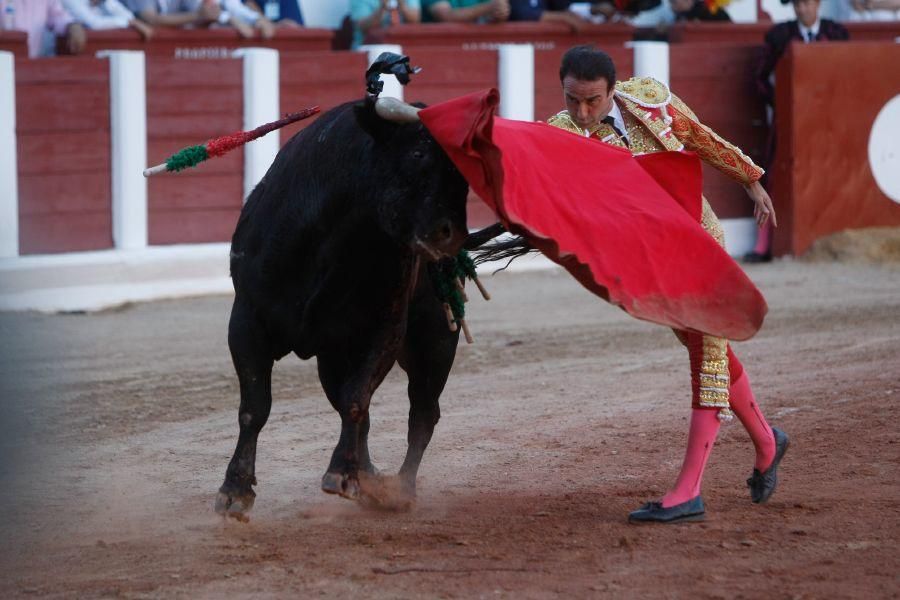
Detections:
215,96,494,519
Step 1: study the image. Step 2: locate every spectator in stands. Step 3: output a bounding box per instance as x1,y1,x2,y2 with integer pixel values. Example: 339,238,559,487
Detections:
126,0,275,38
589,0,674,26
508,0,589,29
62,0,154,39
747,0,849,262
243,0,304,27
670,0,731,21
0,0,86,57
422,0,510,23
351,0,420,48
844,0,899,21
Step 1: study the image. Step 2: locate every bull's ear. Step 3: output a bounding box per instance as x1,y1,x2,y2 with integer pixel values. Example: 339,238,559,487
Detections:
353,100,397,142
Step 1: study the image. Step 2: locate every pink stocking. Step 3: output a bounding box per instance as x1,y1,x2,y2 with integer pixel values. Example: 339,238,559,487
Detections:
727,350,776,471
752,220,772,255
661,408,720,508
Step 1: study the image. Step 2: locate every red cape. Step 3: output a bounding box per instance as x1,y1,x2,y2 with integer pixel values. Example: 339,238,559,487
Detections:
419,89,766,340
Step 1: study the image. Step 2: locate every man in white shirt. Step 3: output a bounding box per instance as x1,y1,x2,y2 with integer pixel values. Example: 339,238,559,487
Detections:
125,0,274,38
63,0,153,38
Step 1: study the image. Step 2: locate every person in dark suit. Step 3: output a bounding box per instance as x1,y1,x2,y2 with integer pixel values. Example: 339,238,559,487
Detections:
745,0,848,263
756,0,849,107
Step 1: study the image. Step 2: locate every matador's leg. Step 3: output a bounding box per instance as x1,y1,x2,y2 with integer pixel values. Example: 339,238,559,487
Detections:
699,198,779,471
661,200,777,508
659,330,723,509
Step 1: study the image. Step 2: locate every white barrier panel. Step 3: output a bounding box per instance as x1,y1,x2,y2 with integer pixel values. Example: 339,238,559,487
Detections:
240,48,280,202
0,52,19,258
359,44,404,101
104,51,149,250
630,41,670,88
498,44,535,122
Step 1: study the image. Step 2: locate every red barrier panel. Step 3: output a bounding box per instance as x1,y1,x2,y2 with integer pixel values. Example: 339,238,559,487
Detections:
279,51,368,144
0,31,27,59
669,21,900,44
16,58,112,255
772,42,900,256
146,57,243,245
670,44,766,219
373,22,635,50
76,27,332,58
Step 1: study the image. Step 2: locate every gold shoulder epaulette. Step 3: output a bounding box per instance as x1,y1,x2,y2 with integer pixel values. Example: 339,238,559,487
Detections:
546,110,582,135
615,77,671,109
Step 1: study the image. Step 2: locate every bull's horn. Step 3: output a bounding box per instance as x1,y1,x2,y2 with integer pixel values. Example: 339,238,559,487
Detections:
375,97,421,123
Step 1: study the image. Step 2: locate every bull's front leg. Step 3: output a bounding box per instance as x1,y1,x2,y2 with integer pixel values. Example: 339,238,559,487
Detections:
396,277,459,500
317,344,398,500
316,256,419,501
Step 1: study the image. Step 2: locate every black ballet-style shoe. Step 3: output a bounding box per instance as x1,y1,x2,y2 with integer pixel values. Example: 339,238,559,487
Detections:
747,427,790,504
628,496,706,524
743,251,772,264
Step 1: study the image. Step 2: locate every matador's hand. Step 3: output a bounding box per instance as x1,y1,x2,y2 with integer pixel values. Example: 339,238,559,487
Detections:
745,180,777,228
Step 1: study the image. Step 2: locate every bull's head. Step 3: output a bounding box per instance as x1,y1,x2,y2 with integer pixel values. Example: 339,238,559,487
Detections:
356,97,469,261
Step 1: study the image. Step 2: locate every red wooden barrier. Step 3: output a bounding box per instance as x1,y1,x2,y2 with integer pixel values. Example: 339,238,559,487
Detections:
772,42,900,256
146,57,243,245
373,22,636,50
0,31,27,59
16,58,112,255
669,21,900,44
77,27,332,58
279,51,368,144
670,44,766,219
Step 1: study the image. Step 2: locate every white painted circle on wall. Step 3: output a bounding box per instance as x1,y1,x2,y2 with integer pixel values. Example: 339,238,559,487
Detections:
868,95,900,204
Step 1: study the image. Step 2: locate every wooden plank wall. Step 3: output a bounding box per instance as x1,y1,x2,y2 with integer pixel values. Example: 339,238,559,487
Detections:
146,58,244,245
670,44,767,219
7,41,779,253
279,51,369,145
16,58,112,255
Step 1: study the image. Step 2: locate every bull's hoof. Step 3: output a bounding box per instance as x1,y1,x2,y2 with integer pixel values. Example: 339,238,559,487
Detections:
321,471,360,500
358,472,416,512
215,486,256,522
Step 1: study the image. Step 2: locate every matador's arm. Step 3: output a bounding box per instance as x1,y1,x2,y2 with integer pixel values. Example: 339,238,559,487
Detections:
668,93,764,186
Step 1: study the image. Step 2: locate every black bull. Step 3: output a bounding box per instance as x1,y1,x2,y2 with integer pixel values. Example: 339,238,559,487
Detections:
215,99,503,517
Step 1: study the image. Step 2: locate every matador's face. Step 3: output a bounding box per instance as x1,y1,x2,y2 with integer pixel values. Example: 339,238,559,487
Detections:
562,76,615,132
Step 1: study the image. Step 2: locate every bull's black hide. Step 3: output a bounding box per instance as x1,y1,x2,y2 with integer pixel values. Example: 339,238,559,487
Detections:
216,99,471,517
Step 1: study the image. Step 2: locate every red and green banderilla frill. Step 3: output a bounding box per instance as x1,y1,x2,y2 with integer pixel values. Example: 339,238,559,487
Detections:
143,107,321,177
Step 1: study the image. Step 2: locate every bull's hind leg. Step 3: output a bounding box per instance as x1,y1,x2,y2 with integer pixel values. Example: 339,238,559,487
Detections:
215,299,274,519
396,288,460,500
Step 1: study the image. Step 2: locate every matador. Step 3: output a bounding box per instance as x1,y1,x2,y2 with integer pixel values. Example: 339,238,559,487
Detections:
547,45,790,523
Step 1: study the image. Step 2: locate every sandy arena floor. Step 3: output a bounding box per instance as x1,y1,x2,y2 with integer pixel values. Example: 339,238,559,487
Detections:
1,260,898,599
